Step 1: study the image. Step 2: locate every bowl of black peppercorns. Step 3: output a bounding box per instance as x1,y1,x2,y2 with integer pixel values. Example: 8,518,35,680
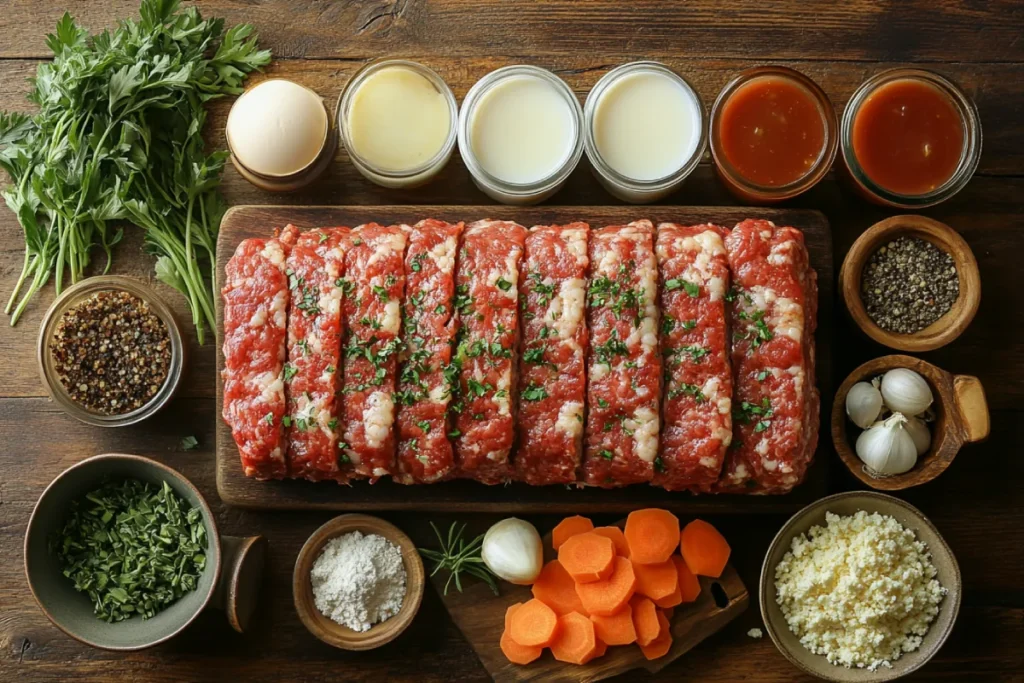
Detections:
839,215,980,352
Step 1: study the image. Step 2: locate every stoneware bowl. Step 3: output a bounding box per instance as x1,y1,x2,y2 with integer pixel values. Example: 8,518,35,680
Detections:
760,491,961,682
839,215,981,352
832,355,989,490
25,453,266,650
293,513,424,651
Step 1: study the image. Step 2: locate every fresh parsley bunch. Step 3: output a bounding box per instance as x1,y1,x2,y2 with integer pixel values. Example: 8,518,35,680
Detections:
0,0,271,342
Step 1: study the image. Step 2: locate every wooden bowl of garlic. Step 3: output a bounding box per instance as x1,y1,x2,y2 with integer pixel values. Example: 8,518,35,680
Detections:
831,355,990,490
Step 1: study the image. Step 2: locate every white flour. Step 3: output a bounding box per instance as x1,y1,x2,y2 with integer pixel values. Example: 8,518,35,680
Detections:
311,530,407,632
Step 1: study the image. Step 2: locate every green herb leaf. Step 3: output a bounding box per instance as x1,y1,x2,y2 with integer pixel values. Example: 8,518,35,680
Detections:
180,435,199,451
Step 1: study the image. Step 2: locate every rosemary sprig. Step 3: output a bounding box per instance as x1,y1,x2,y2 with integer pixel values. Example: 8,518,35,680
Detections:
419,521,498,596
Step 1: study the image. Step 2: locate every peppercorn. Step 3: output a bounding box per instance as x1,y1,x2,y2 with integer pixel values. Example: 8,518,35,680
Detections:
861,236,959,334
51,290,172,415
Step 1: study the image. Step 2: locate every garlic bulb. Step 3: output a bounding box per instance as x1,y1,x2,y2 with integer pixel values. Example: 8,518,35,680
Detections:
904,415,932,456
880,368,933,417
846,381,883,429
856,412,918,476
481,517,543,585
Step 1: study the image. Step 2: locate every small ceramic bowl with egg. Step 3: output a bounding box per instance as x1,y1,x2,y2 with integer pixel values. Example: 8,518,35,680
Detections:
293,514,424,651
226,78,338,192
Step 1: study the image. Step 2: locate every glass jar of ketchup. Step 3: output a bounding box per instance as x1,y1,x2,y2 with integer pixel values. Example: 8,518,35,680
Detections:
841,68,982,208
710,66,838,204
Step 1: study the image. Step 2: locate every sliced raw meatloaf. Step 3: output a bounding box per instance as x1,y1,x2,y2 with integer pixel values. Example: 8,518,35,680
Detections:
452,219,527,484
717,219,819,494
395,219,464,484
338,223,408,482
582,220,661,488
654,223,733,492
515,223,590,485
222,224,299,480
283,227,351,482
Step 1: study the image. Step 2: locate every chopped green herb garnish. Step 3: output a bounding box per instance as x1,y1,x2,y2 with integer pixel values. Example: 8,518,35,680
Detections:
520,384,548,402
180,435,199,451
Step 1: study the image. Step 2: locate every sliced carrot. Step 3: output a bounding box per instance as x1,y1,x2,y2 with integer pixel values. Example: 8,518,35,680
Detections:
552,515,594,550
639,610,673,660
559,531,616,583
575,556,636,616
509,598,560,648
533,560,588,616
630,595,661,646
625,509,680,565
654,585,682,609
504,602,523,630
550,612,599,665
500,631,542,665
593,526,631,558
590,639,608,661
633,559,679,602
680,519,731,578
672,554,702,603
590,604,637,645
663,606,676,620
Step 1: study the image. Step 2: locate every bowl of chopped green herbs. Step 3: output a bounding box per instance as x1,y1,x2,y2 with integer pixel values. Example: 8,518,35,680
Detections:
25,454,227,650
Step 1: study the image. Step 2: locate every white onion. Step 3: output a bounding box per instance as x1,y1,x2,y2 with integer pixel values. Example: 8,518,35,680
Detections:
481,518,543,585
880,368,933,417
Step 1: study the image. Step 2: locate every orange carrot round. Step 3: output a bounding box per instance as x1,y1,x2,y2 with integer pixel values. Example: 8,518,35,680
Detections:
552,515,594,550
501,631,543,665
654,585,683,609
558,531,616,583
625,509,680,565
509,598,560,648
631,595,661,646
633,559,679,602
593,526,631,558
639,610,673,660
575,556,636,617
550,612,599,665
680,519,731,578
533,560,588,616
590,604,637,645
672,554,702,603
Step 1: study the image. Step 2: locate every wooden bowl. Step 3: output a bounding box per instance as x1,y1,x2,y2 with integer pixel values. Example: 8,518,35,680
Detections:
839,215,980,352
293,514,424,650
760,491,962,681
832,355,989,490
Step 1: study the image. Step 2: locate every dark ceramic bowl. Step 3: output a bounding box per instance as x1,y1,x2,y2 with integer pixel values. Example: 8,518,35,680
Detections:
25,453,266,650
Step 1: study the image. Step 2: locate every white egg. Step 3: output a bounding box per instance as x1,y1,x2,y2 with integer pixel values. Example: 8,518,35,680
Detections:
226,79,328,177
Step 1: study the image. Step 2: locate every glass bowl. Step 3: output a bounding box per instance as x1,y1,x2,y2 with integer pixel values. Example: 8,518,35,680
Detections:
36,276,185,427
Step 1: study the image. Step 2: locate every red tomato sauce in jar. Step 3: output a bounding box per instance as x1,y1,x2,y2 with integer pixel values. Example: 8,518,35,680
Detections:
717,76,826,187
851,79,964,196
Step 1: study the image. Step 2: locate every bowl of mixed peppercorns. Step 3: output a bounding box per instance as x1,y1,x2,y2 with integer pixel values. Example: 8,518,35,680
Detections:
839,215,981,352
36,276,185,427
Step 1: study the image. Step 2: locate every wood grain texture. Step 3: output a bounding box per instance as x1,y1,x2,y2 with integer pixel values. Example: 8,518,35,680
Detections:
432,518,747,682
1,0,1023,680
214,206,831,512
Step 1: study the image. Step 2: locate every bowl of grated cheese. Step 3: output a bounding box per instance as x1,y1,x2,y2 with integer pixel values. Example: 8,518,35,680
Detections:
293,514,425,650
759,491,961,682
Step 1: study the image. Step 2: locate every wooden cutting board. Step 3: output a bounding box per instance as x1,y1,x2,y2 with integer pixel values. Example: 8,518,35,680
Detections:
215,206,832,512
429,520,749,682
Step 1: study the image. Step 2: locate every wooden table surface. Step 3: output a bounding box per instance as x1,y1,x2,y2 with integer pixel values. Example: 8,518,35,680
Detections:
1,1,1022,681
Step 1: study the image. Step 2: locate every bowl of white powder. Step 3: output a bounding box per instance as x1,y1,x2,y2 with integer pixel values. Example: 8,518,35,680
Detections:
293,514,424,650
759,491,961,681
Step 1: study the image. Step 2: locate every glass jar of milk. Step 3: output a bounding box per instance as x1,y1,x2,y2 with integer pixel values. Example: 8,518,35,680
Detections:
584,62,707,203
459,66,585,205
339,60,458,188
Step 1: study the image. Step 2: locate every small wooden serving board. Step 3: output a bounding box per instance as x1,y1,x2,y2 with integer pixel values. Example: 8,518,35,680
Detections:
430,521,749,682
215,206,832,512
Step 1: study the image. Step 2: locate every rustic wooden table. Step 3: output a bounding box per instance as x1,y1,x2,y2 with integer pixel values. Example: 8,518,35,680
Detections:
1,1,1021,681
